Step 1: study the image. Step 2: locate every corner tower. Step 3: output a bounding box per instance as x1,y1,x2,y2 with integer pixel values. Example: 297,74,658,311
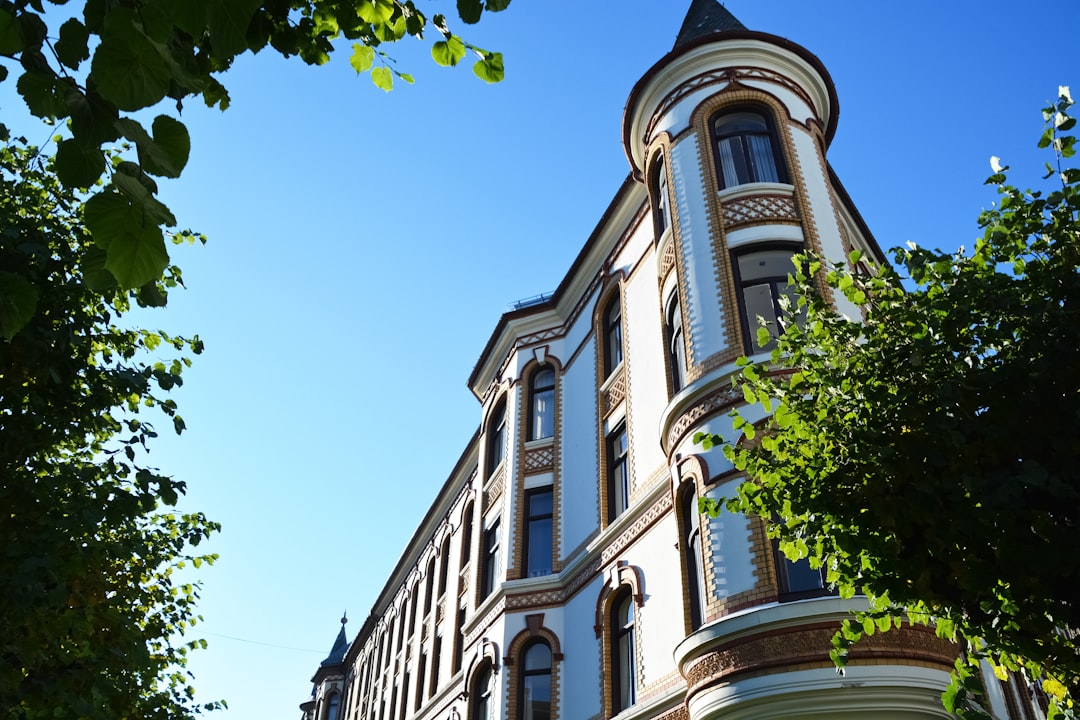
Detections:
624,4,958,720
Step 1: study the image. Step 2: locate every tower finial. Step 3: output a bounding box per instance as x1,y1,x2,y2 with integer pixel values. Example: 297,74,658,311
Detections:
340,611,347,626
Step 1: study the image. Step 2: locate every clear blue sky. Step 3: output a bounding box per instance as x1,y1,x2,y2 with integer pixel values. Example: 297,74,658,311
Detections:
3,1,1078,718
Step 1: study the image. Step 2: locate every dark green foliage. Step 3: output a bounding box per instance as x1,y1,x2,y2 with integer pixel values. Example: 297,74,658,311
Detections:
0,139,219,720
0,0,510,302
697,89,1079,718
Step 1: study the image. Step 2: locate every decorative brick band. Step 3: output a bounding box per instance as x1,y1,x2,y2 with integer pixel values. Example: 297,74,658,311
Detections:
683,622,955,700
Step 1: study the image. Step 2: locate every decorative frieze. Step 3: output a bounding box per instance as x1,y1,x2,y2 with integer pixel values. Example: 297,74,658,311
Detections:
720,193,799,230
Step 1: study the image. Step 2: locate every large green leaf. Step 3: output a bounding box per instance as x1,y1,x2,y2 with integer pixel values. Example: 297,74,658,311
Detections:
0,270,39,341
54,138,105,188
16,70,68,118
207,0,261,57
472,51,503,83
84,191,169,288
0,8,22,54
457,0,482,24
55,17,89,69
91,9,172,111
485,0,511,11
431,36,465,67
371,66,393,92
357,0,395,24
116,116,190,178
350,43,374,73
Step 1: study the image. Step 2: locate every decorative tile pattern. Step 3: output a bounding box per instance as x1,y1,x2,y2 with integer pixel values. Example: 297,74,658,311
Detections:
721,193,798,229
601,491,673,565
603,366,628,417
524,445,555,474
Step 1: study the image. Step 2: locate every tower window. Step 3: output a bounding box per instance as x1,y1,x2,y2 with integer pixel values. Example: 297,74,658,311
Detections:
712,109,784,189
606,424,629,524
485,399,507,477
528,366,556,441
734,246,800,353
602,295,623,378
651,155,672,238
679,486,706,630
665,293,686,394
524,487,553,578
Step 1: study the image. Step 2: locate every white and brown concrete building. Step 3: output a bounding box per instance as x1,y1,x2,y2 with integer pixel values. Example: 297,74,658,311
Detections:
299,2,1044,720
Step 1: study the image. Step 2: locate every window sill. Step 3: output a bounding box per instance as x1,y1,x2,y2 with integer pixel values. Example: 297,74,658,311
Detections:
716,181,794,202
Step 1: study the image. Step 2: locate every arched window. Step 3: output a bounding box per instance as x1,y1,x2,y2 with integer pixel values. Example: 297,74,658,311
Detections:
679,486,706,630
486,400,507,477
712,108,784,189
407,580,419,638
650,155,671,238
734,246,800,353
602,295,623,378
470,662,494,720
528,366,556,441
665,293,686,394
518,641,552,720
438,536,451,597
424,556,436,615
610,589,637,713
461,503,474,568
325,692,340,720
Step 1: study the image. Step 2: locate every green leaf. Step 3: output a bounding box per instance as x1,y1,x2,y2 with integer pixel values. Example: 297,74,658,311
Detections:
117,116,190,178
81,246,118,291
0,270,40,340
91,9,172,111
54,18,89,69
371,66,393,91
486,0,511,10
358,0,395,24
207,0,261,57
473,51,504,83
350,43,374,73
431,36,466,67
756,326,771,349
55,138,105,188
457,0,483,23
0,8,23,55
84,191,169,288
16,71,69,118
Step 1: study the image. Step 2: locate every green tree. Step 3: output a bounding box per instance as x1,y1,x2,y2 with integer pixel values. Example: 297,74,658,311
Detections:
0,0,508,306
697,87,1079,719
0,138,219,719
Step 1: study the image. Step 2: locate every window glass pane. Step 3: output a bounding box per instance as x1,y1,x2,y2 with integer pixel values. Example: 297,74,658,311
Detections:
717,137,745,186
604,298,623,375
747,134,779,183
523,675,551,720
738,250,796,282
532,388,554,440
715,111,768,135
743,284,779,351
527,517,553,577
783,556,824,594
529,491,553,516
524,643,551,671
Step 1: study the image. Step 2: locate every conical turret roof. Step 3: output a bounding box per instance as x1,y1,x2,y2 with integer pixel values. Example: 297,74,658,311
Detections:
320,615,349,667
674,0,746,48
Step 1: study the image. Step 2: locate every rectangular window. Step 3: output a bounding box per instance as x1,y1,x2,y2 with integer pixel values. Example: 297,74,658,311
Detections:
736,248,800,353
606,425,629,523
481,519,501,601
524,487,554,577
453,605,466,674
414,653,427,711
603,297,623,377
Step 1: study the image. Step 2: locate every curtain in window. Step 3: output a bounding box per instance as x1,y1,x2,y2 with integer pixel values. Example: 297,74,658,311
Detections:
747,135,779,183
